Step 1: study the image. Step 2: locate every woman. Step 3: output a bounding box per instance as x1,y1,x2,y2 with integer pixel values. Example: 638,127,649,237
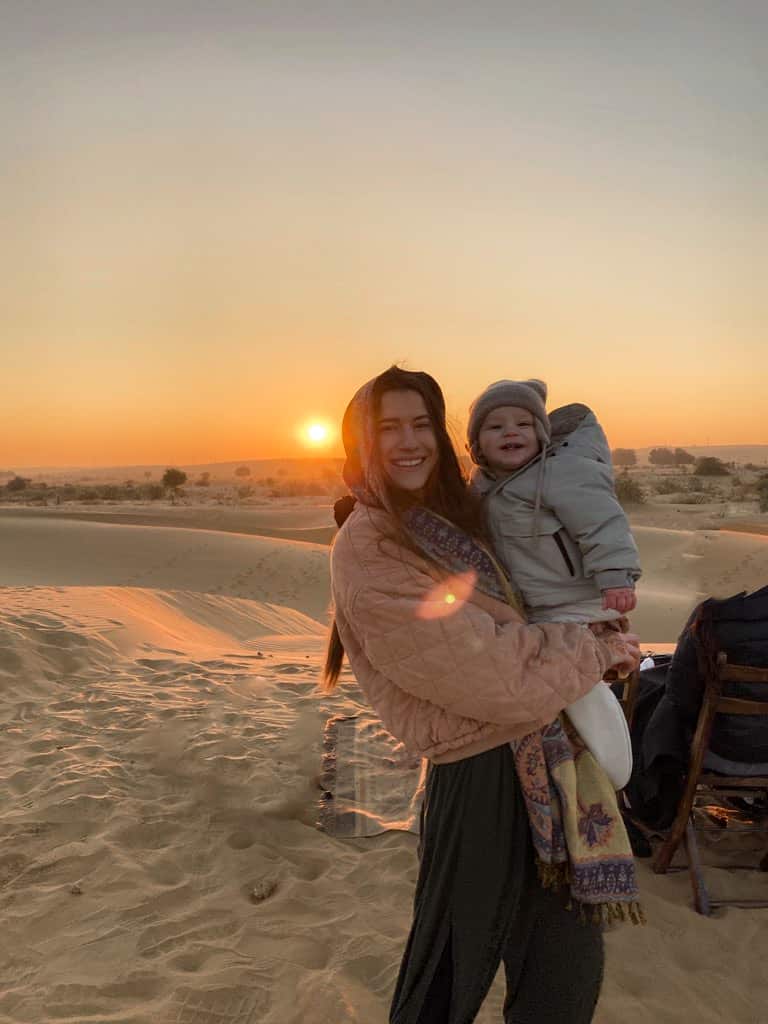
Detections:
323,366,641,1024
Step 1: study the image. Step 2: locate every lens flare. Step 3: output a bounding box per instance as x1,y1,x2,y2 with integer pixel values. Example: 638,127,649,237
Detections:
416,571,477,620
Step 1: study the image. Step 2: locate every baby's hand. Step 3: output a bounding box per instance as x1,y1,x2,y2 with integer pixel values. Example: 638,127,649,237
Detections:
602,587,636,614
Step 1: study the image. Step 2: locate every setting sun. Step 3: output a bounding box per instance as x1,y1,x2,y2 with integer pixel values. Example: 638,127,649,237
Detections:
298,420,334,449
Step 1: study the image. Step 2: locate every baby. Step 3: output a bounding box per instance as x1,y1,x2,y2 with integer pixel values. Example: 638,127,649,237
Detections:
467,378,641,787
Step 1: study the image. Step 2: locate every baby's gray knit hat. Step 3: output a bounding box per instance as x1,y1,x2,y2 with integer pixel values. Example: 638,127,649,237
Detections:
467,378,551,465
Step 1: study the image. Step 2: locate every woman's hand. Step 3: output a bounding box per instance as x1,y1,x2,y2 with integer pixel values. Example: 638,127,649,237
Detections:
590,624,641,678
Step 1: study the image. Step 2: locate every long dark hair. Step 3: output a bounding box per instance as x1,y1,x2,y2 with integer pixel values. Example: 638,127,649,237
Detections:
322,366,485,691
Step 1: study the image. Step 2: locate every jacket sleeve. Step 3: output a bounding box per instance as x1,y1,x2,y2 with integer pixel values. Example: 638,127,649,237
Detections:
548,455,642,590
346,565,615,728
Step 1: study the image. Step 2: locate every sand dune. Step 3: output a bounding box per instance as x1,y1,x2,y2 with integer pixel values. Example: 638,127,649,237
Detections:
1,585,766,1023
4,510,768,643
0,515,331,622
1,512,768,1022
0,586,369,1023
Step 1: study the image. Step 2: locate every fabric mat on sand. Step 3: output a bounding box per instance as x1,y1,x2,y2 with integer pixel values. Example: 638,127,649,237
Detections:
319,714,427,837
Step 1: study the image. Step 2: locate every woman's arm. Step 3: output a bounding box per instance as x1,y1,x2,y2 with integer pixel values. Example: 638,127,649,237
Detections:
342,568,633,730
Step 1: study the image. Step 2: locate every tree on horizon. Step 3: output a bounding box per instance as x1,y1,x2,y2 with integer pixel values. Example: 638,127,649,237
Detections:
612,448,637,467
673,447,695,466
162,467,187,502
648,447,675,466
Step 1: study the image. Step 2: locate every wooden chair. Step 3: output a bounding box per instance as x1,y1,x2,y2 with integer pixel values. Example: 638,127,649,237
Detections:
652,649,768,914
619,665,641,729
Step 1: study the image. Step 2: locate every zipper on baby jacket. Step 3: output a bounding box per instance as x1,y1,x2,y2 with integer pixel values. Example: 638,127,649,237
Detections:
553,530,576,576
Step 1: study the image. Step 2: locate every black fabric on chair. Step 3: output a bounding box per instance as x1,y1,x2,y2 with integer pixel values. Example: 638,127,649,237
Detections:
624,586,768,832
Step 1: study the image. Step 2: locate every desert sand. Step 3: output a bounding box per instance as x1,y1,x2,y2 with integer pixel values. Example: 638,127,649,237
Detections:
1,503,767,1023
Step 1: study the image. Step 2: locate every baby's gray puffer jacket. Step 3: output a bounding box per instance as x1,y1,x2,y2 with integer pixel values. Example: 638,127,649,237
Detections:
472,404,641,619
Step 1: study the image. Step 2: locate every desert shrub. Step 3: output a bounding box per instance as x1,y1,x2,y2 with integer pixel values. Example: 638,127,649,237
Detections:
235,465,251,477
653,478,685,495
268,478,328,498
673,493,710,504
143,483,164,500
694,457,730,476
6,476,28,492
615,473,645,506
195,472,211,487
685,477,706,493
237,484,254,498
729,481,749,501
757,476,768,513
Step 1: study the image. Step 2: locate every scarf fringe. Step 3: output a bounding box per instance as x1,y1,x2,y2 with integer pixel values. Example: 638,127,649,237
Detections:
536,858,646,926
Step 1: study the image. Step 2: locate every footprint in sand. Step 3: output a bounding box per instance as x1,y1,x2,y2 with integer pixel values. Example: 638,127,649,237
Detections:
136,910,234,959
226,831,256,850
166,982,269,1024
0,853,29,887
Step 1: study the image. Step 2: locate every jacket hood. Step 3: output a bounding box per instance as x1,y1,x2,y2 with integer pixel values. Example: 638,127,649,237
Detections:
549,403,611,464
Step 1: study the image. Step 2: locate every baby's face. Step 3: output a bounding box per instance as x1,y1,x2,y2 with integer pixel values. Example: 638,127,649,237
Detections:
478,405,540,473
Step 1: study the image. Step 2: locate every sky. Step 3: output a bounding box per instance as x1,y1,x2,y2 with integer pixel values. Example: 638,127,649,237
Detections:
2,1,766,467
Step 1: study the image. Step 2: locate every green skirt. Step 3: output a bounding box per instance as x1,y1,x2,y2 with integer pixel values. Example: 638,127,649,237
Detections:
389,743,603,1024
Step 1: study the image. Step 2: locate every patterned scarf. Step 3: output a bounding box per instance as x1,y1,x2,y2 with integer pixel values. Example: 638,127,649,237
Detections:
403,507,643,923
340,374,643,922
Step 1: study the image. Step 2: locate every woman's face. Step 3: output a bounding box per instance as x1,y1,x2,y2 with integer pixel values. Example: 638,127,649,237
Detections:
376,389,439,493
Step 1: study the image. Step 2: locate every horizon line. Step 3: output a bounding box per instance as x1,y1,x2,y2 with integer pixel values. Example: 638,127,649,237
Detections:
5,442,768,474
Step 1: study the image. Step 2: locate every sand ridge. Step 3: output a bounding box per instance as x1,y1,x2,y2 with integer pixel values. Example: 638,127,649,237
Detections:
0,515,331,622
4,510,768,643
0,586,381,1023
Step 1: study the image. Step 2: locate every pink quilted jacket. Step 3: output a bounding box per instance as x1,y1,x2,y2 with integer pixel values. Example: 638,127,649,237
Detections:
331,505,617,764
